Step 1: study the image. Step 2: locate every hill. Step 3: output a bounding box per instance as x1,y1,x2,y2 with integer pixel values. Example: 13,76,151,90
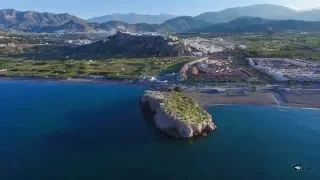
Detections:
98,21,165,32
162,16,212,32
31,19,97,33
195,4,320,23
196,17,320,33
88,13,177,24
0,9,95,32
295,10,320,21
58,32,192,58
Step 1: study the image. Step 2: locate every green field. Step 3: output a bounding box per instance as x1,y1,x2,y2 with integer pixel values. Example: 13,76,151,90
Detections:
0,57,194,79
235,33,320,60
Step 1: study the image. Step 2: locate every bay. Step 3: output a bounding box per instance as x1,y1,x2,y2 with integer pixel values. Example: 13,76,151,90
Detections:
0,80,319,180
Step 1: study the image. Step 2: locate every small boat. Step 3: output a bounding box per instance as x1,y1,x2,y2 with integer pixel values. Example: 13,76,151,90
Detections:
294,166,302,171
291,163,311,171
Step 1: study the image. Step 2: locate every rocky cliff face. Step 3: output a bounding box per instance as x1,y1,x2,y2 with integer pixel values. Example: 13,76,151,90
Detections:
140,91,216,139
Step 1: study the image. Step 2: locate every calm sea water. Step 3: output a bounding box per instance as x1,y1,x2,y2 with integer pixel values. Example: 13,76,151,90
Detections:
0,80,320,180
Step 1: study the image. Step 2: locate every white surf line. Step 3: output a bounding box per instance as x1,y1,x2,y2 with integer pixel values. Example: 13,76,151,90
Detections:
207,104,230,106
272,94,280,105
280,106,320,111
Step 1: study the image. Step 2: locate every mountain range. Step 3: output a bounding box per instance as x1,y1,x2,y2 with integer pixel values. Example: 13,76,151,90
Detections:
196,17,320,33
0,9,212,33
89,4,320,24
88,13,177,24
0,9,97,33
1,4,320,33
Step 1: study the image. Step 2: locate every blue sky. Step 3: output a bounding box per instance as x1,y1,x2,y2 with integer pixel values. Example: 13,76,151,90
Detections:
1,0,319,19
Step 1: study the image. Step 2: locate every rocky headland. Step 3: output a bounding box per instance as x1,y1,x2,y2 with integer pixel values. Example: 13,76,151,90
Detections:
140,91,216,139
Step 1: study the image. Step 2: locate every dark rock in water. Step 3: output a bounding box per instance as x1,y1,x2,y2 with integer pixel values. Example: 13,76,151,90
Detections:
140,100,155,119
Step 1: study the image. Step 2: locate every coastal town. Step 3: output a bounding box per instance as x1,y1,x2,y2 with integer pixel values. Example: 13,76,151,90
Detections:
1,30,320,109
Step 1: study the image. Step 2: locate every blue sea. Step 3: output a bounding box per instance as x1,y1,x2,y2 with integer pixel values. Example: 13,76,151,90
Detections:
0,80,320,180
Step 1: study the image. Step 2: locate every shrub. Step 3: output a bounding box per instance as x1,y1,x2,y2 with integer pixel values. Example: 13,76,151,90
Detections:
173,86,183,92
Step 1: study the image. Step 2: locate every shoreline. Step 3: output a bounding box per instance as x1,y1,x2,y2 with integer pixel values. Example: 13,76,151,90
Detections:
0,75,131,84
0,76,152,88
2,76,320,110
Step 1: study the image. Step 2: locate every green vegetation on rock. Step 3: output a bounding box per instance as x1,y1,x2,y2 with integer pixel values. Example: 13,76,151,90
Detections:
162,91,211,124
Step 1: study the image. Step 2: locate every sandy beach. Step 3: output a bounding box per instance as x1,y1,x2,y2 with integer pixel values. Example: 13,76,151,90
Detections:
277,91,320,109
184,91,279,106
185,90,320,109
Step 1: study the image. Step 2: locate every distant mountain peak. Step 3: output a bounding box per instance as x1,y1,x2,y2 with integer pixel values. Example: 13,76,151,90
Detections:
195,4,320,23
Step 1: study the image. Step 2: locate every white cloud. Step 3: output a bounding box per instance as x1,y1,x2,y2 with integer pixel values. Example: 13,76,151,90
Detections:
286,0,320,10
